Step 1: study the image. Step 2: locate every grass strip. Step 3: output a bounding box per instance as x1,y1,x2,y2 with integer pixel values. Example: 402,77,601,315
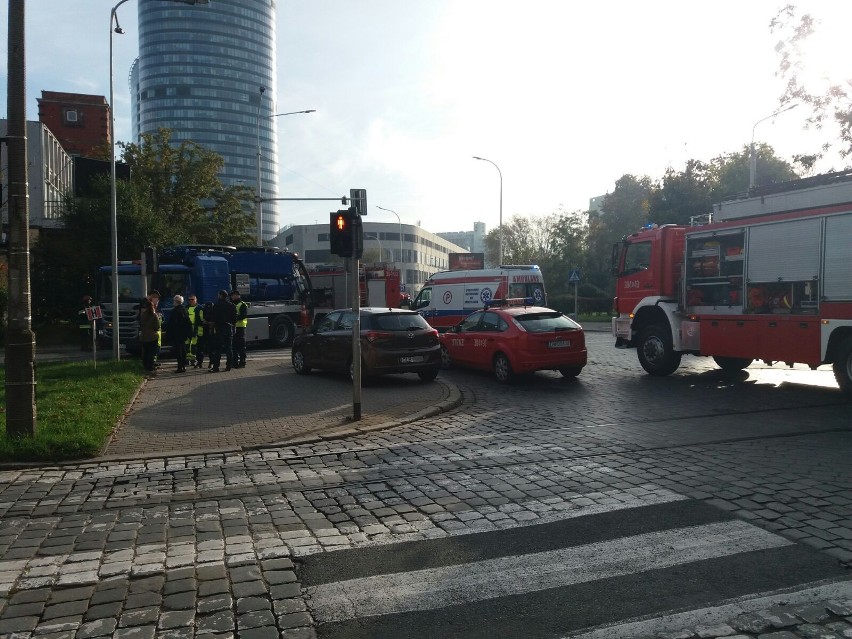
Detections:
0,360,142,462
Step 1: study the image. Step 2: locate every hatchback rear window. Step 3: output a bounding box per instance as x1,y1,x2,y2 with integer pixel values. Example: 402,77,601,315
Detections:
370,313,432,331
514,312,580,333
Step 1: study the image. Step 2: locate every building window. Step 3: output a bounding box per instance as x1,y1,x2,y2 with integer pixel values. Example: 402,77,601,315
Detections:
317,233,329,242
285,234,294,246
63,109,81,126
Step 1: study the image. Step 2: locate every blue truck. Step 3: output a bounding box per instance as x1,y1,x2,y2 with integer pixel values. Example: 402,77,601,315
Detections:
96,245,313,352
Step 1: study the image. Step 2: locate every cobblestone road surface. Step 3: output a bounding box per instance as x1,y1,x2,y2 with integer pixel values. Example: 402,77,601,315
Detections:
0,331,848,638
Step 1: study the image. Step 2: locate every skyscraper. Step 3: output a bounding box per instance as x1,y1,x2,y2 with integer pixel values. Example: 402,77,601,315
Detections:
133,0,278,240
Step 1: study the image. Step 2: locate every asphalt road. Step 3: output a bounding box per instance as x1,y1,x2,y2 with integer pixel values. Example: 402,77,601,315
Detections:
2,331,850,638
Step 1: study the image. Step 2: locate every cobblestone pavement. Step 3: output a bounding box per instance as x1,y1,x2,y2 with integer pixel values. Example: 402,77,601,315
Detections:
103,354,460,457
0,331,848,637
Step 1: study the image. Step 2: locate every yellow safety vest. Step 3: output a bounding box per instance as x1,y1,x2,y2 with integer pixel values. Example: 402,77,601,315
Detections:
235,301,248,328
187,305,201,338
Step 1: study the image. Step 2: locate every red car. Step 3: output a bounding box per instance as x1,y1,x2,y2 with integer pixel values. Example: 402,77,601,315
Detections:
439,300,587,382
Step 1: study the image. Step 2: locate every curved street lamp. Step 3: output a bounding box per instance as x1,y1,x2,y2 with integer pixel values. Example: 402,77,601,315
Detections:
749,103,798,190
109,0,209,360
375,205,403,266
472,156,503,265
255,99,315,246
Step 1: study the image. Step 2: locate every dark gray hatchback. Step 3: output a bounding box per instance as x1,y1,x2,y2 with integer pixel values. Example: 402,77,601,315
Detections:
291,307,441,382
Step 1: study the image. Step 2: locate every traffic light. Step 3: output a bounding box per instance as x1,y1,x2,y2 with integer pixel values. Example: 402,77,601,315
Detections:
330,208,364,258
330,209,355,257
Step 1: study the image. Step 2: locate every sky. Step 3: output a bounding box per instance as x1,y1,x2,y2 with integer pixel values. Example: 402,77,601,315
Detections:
2,0,850,236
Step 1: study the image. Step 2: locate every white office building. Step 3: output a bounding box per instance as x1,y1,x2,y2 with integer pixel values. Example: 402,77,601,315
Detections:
271,222,469,294
0,120,73,234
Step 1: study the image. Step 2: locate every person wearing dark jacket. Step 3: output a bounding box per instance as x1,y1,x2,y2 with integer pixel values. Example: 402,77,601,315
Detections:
166,295,193,373
139,291,161,375
209,289,237,372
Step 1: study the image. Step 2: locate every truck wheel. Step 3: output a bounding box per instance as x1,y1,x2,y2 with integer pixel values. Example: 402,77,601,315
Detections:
832,337,852,395
637,323,681,376
291,347,311,375
493,352,514,383
713,356,753,372
270,316,295,348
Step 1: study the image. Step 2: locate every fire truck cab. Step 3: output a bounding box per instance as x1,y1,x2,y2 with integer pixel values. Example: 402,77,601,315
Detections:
612,171,852,395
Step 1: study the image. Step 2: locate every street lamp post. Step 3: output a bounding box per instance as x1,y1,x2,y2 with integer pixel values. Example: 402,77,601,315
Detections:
109,0,209,360
472,156,503,265
365,233,387,262
255,104,315,246
749,103,798,190
375,205,403,266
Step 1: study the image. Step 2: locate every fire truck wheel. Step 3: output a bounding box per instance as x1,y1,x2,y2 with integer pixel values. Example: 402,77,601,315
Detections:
291,348,311,375
440,345,453,369
270,316,296,348
713,356,753,372
833,337,852,395
637,324,682,376
493,353,514,383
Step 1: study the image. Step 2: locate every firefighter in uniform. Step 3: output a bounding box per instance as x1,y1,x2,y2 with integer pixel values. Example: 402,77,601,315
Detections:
231,290,249,368
185,294,201,367
77,295,96,351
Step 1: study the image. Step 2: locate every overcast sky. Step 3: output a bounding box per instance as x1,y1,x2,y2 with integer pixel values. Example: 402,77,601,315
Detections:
2,1,850,236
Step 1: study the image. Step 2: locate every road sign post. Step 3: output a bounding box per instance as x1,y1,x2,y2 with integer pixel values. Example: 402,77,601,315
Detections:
568,269,581,319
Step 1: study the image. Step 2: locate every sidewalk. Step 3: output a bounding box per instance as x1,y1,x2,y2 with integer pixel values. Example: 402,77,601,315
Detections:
101,354,461,459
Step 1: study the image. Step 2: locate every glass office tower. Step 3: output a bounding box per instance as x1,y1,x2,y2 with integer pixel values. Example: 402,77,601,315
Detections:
134,0,278,240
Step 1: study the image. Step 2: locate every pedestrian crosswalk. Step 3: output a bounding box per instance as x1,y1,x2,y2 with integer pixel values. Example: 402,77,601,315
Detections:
300,499,847,638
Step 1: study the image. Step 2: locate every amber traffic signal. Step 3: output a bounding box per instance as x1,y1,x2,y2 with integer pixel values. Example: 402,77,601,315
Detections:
330,208,363,258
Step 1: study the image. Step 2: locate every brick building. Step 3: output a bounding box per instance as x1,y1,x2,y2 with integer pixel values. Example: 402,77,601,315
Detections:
36,91,109,158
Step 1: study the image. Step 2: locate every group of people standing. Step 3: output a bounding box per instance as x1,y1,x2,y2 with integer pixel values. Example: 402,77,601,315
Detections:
138,288,249,376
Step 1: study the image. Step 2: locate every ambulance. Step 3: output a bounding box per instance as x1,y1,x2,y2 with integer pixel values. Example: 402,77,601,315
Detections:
410,265,547,331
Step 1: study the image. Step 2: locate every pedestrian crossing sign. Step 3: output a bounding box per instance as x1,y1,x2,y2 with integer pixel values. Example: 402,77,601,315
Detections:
568,269,581,283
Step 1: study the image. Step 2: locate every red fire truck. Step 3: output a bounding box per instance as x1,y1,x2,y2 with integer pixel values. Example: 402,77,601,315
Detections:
308,264,404,315
611,171,852,394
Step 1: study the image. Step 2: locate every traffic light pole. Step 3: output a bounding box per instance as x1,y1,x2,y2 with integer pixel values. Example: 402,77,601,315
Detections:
351,254,362,420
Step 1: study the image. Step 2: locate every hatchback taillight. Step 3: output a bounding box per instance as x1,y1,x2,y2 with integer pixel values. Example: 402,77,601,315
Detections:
365,331,392,343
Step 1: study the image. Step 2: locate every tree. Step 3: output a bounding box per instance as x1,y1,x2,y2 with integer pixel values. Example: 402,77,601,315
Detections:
771,5,852,162
483,214,559,267
31,128,255,327
117,129,255,245
648,159,715,226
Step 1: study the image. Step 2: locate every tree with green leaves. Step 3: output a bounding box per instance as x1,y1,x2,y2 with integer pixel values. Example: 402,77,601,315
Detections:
31,128,256,326
771,5,852,164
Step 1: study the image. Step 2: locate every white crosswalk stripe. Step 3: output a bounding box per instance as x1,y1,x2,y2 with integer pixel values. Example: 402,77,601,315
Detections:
299,499,848,638
307,520,789,624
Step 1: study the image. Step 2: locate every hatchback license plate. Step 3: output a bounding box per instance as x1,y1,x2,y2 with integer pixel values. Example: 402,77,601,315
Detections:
400,355,424,364
548,340,571,348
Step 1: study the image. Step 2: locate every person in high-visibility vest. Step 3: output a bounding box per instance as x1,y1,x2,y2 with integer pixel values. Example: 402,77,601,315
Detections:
77,295,95,351
185,294,201,367
230,290,249,368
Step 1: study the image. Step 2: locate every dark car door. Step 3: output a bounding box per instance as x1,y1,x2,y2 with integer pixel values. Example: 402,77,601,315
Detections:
325,310,356,371
308,311,340,369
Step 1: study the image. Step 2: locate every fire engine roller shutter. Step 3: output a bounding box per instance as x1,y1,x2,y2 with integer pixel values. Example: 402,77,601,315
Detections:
823,211,852,300
746,218,821,282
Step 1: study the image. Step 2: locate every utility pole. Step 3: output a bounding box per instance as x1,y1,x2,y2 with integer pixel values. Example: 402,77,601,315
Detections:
5,0,37,437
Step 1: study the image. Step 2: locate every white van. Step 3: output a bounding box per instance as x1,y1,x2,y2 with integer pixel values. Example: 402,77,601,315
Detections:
411,266,546,331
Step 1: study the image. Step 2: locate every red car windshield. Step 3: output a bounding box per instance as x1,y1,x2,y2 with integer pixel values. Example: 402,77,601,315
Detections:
513,312,580,333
